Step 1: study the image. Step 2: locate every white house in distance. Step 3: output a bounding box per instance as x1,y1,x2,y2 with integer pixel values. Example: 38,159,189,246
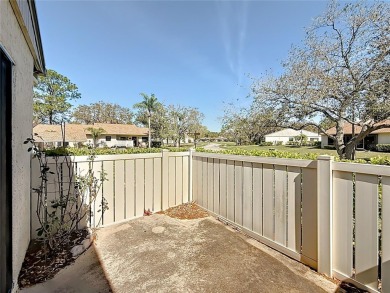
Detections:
264,129,321,145
33,123,149,148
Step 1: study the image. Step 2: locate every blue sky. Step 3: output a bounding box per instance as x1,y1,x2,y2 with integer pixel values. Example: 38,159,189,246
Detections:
36,0,328,131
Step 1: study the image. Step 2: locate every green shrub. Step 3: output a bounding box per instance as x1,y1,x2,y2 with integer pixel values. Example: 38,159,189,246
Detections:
376,144,390,152
258,142,273,146
275,141,283,146
313,141,322,148
324,145,336,150
44,147,163,156
164,147,192,152
197,148,390,166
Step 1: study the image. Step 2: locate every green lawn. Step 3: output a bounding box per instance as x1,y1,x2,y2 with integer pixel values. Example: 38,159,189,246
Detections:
219,144,388,160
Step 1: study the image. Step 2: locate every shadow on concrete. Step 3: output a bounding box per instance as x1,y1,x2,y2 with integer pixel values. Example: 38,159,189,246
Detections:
21,245,112,293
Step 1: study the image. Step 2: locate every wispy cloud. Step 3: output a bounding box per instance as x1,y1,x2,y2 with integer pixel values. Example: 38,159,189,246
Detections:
215,1,249,85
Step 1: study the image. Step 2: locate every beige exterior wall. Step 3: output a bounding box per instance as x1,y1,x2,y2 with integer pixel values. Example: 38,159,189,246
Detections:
265,135,321,145
0,0,35,289
378,133,390,144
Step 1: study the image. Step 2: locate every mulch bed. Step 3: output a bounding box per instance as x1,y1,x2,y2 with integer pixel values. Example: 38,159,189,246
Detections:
157,202,209,219
18,229,88,289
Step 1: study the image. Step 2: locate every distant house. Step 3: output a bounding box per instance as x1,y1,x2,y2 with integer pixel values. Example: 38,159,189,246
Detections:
264,129,321,145
33,123,149,149
321,121,390,149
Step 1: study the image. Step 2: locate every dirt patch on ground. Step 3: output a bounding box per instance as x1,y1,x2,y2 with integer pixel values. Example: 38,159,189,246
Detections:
156,202,209,219
18,229,88,289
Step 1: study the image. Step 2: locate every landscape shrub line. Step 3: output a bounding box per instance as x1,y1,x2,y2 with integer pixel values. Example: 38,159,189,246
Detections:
43,146,193,156
42,146,390,166
196,148,390,166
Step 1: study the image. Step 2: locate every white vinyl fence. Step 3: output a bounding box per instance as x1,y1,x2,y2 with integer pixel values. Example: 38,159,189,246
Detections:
30,149,390,292
192,152,390,293
31,150,191,237
192,152,318,269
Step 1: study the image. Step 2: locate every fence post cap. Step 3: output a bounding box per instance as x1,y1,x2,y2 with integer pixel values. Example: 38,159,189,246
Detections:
161,149,169,152
317,155,334,161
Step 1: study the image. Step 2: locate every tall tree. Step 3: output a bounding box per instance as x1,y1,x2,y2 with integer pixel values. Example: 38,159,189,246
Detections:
34,69,81,124
252,1,390,159
134,93,160,148
168,105,204,147
134,102,172,142
73,101,133,124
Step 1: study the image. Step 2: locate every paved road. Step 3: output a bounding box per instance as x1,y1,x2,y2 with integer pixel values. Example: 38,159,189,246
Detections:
203,143,223,151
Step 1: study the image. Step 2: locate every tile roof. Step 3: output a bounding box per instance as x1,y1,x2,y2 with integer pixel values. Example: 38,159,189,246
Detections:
325,120,390,135
92,123,149,136
33,124,87,142
33,123,149,142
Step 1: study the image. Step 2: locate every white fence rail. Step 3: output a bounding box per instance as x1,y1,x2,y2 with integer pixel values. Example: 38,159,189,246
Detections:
30,151,191,237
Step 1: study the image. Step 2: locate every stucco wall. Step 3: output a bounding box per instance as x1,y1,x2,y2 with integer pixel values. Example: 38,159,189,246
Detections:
265,136,321,145
378,133,390,144
0,1,34,289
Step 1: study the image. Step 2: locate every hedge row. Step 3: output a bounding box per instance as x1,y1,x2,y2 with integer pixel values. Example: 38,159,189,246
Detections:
42,146,390,166
376,144,390,152
43,146,194,156
197,148,390,166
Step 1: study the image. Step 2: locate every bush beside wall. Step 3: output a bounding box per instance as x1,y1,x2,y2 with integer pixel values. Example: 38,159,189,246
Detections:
376,144,390,152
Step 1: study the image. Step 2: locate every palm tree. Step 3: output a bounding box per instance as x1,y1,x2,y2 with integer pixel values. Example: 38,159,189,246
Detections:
86,127,105,148
134,93,159,148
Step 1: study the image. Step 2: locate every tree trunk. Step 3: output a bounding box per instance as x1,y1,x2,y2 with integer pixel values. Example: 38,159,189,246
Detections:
148,116,151,148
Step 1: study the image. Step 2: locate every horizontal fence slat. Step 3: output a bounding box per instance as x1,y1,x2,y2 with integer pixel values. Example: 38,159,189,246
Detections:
193,152,317,168
72,152,164,162
332,171,353,277
333,161,390,177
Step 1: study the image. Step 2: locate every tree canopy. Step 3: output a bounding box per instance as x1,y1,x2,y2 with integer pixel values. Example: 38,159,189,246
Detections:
251,1,390,159
73,101,133,124
34,69,81,124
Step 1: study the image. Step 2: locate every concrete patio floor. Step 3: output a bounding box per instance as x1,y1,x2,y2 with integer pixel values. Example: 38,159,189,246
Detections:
23,214,338,293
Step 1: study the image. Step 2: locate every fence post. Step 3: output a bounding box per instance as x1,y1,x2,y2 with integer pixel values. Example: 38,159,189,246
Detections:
189,148,194,202
317,155,334,276
161,149,169,210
